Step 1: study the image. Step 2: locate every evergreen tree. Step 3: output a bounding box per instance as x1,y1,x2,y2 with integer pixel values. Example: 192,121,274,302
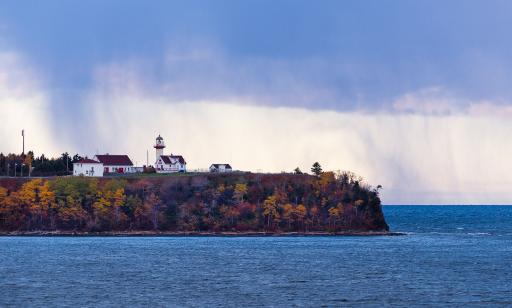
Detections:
311,162,322,176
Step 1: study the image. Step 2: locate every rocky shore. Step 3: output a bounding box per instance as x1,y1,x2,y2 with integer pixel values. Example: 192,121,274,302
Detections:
0,230,404,237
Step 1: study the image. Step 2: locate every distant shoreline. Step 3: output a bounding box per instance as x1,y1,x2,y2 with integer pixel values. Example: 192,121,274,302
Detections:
383,204,512,206
0,230,405,237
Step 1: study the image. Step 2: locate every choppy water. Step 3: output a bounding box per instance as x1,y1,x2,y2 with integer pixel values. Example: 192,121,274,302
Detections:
1,206,511,307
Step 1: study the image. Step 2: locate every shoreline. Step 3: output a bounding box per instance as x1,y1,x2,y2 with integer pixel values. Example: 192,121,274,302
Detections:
0,230,405,237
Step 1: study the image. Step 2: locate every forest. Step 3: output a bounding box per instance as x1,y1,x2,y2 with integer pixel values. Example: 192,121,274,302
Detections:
0,152,81,177
0,171,389,233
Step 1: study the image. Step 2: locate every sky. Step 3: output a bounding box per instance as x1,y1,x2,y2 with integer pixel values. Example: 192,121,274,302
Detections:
1,0,512,204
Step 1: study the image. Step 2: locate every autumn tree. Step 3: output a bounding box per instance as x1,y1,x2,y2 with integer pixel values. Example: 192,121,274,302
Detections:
263,195,280,229
24,152,34,176
220,205,240,228
112,188,127,228
0,186,11,229
233,183,248,205
57,196,87,230
328,207,341,230
92,190,112,230
281,203,294,229
294,204,307,230
33,180,56,229
310,206,320,229
0,189,24,230
144,193,164,230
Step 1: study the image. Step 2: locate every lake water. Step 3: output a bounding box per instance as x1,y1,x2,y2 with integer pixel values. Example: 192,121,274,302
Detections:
1,206,511,307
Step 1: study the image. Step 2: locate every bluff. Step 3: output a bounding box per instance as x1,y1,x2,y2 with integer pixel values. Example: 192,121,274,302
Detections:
0,172,389,233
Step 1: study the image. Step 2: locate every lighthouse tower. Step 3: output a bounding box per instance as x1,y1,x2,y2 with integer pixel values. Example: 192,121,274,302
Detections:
154,134,165,162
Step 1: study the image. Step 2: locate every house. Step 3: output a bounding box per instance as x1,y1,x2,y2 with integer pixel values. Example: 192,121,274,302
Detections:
153,135,187,173
209,164,232,173
94,154,135,174
73,158,104,177
156,155,187,173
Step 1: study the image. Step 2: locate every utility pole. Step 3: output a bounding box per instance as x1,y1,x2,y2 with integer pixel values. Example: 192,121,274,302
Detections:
146,150,149,167
22,129,25,155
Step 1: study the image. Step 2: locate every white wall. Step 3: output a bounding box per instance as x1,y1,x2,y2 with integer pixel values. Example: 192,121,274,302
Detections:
103,165,136,173
73,163,104,177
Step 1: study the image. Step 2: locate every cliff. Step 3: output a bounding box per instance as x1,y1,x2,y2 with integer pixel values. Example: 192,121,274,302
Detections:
0,172,389,234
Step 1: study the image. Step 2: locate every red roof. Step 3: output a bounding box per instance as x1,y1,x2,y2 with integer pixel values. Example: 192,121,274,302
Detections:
95,154,133,166
75,158,102,164
160,155,186,165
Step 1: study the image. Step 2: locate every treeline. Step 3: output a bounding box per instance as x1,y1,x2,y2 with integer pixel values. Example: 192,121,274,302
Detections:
0,171,388,233
0,152,83,177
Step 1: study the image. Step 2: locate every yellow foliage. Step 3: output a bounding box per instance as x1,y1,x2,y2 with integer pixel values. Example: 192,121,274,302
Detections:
0,186,7,201
328,207,340,219
355,199,365,207
295,204,307,220
263,195,280,226
318,171,335,187
233,183,248,203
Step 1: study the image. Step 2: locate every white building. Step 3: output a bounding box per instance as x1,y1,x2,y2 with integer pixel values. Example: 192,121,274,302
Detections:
94,154,136,174
209,164,232,173
154,135,187,173
73,158,104,177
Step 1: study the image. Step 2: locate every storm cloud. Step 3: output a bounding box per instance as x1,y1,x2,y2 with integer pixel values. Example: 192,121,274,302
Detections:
1,0,512,204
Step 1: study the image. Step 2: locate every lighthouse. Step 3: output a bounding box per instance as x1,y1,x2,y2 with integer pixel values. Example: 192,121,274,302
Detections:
154,134,165,162
153,134,187,173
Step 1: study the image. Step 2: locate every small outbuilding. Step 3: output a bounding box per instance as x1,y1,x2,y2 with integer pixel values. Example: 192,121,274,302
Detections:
73,158,104,177
209,164,232,173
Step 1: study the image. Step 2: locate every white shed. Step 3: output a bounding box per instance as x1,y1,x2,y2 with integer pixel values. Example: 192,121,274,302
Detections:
73,158,104,177
209,164,233,173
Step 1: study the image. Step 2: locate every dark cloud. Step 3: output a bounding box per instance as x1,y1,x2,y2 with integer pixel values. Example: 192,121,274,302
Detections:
2,0,512,111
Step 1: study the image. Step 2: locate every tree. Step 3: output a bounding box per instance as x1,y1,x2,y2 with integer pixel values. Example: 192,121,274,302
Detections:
24,152,34,177
0,190,25,230
144,193,164,230
112,188,127,228
310,206,320,228
220,205,240,227
294,167,303,174
0,186,9,227
354,199,365,217
33,180,56,229
281,203,294,229
57,196,87,230
311,162,323,176
294,204,307,230
18,179,48,229
263,195,280,228
72,154,83,163
328,207,341,230
92,190,112,230
233,183,248,204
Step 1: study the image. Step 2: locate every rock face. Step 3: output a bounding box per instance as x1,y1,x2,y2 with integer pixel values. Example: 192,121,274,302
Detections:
0,172,389,233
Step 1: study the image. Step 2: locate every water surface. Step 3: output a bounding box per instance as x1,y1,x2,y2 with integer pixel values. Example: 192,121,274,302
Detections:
1,206,511,307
